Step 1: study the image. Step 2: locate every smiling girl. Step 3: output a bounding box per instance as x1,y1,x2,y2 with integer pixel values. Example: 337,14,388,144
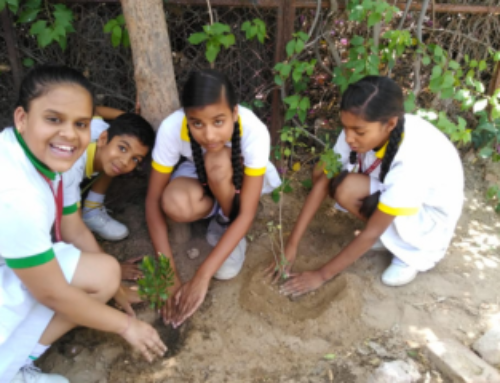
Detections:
267,76,464,296
146,69,280,327
0,65,165,383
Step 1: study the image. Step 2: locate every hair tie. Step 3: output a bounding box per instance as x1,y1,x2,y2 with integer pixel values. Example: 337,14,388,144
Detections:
202,183,207,186
235,189,241,194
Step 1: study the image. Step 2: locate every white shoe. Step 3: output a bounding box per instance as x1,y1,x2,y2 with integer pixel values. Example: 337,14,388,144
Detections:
214,238,247,280
11,365,69,383
206,214,229,247
381,262,418,287
83,207,129,241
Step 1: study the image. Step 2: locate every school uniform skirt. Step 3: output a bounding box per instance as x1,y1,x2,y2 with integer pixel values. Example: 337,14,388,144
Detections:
0,242,80,382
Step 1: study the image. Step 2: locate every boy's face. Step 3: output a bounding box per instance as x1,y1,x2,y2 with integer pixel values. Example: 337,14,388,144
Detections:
96,132,149,177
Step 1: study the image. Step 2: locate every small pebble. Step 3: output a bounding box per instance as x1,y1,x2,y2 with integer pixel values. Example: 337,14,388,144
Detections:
187,248,200,259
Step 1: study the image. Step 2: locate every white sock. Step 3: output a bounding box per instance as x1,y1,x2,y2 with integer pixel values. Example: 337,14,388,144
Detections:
391,256,409,267
25,343,50,366
83,191,105,218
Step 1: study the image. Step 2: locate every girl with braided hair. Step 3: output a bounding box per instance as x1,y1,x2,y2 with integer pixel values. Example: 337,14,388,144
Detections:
267,76,463,296
147,69,281,327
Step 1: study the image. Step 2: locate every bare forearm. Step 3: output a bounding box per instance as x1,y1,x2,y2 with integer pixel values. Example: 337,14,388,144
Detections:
287,175,329,248
318,231,378,281
69,228,102,253
41,285,128,334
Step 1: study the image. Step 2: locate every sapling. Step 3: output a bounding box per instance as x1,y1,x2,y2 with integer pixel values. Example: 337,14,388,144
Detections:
137,253,175,310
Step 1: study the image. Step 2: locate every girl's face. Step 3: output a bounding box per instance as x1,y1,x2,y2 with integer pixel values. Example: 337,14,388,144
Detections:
14,84,93,173
340,111,398,154
186,98,238,152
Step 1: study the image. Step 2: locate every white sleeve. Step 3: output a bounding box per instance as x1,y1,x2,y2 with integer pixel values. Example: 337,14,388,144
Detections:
90,117,110,142
151,113,183,174
333,130,352,171
0,191,55,268
241,114,270,177
62,164,82,215
378,158,426,216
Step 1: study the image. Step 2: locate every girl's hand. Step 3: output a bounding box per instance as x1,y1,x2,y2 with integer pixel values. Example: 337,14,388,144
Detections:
121,317,167,363
161,275,182,325
279,270,325,297
172,275,210,328
264,245,297,284
113,285,137,317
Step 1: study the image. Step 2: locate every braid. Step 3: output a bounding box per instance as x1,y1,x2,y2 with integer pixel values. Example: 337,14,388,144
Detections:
229,121,243,222
379,116,405,183
188,128,212,197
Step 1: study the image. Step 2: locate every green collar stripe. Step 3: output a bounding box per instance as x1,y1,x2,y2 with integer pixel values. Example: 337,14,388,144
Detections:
13,128,56,180
63,203,78,216
5,248,55,269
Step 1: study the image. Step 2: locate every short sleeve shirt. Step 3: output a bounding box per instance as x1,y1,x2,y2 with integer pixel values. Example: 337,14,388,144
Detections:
152,105,270,177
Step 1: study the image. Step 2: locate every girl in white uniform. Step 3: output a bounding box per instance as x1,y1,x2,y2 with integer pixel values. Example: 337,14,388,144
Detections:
268,76,464,296
0,65,166,383
146,70,281,328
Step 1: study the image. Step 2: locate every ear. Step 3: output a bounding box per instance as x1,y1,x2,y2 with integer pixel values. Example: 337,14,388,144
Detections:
385,116,399,133
97,130,108,148
13,106,28,134
233,105,239,123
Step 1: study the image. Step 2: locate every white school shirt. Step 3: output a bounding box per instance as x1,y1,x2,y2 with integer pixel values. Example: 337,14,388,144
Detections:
333,114,464,271
152,105,271,177
62,117,108,211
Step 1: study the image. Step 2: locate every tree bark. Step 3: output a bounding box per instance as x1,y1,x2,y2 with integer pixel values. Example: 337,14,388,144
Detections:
120,0,180,130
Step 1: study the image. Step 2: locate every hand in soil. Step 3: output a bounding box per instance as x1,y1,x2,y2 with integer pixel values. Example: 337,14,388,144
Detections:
121,317,167,363
264,246,297,284
172,275,210,328
161,275,182,325
120,256,145,281
114,285,138,317
279,270,325,298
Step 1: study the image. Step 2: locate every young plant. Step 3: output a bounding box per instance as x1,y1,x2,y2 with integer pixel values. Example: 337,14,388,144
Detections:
188,22,235,63
137,253,175,310
241,18,266,44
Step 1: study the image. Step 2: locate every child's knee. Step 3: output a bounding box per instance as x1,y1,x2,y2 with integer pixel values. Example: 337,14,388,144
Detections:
204,149,232,184
161,189,195,222
334,174,357,206
101,255,121,300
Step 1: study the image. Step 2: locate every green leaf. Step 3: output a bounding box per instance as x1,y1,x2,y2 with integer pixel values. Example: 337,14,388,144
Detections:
30,19,47,35
479,60,487,71
22,57,34,67
442,72,454,88
479,146,493,159
299,96,310,111
286,39,296,57
206,41,220,63
448,60,459,70
274,75,283,86
473,98,488,114
298,109,307,123
53,5,73,28
0,0,6,12
495,52,500,62
17,8,40,24
52,24,65,39
422,56,431,66
57,34,67,51
297,31,309,42
271,189,280,203
295,38,305,54
292,67,302,83
284,94,300,109
210,22,230,35
487,186,498,200
431,65,442,79
241,20,250,32
37,27,53,48
284,108,296,121
470,59,478,68
434,45,443,58
111,25,122,48
367,12,382,28
122,29,130,48
280,63,292,78
104,19,118,33
475,80,485,93
301,179,313,190
351,35,364,46
323,353,336,360
6,0,18,14
188,32,208,45
116,14,125,25
441,87,454,100
219,34,235,48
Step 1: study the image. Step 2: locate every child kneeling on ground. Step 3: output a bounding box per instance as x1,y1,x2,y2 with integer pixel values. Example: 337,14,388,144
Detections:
0,65,165,383
63,112,155,280
267,76,464,296
146,69,281,328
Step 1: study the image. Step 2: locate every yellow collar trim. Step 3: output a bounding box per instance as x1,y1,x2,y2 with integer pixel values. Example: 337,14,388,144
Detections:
85,142,97,178
180,116,243,142
374,133,405,159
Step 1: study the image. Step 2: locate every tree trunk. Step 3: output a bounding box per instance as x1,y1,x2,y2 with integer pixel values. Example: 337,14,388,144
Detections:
121,0,190,244
120,0,180,130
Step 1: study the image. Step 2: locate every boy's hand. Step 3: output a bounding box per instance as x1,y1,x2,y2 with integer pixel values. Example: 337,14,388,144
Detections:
114,285,137,317
279,270,325,297
172,275,210,328
121,317,167,363
161,275,182,325
264,245,297,284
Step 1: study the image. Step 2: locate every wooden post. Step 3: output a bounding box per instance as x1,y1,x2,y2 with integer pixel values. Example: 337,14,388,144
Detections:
1,9,23,94
120,0,190,244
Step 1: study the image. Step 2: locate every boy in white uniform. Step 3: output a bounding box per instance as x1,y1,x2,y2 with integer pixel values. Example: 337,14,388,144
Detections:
267,76,464,297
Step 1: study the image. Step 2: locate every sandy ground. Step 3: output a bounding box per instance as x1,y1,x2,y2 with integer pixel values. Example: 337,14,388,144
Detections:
39,159,500,382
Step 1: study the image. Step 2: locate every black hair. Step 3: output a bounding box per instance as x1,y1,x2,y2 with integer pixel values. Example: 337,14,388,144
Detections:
182,69,242,222
107,112,155,150
340,76,405,183
16,64,94,112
